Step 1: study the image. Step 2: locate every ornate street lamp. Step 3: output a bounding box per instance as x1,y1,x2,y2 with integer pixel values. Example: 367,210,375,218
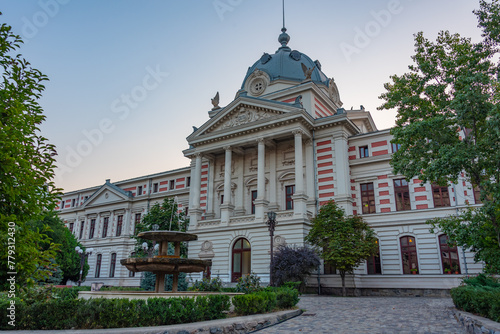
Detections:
142,242,159,257
266,211,277,286
74,246,93,286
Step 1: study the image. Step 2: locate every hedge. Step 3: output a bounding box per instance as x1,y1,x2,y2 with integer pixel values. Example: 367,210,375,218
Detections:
451,285,500,322
0,294,231,330
232,287,299,315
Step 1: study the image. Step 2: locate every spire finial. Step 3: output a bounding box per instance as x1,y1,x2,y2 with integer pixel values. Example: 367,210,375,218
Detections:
278,0,290,48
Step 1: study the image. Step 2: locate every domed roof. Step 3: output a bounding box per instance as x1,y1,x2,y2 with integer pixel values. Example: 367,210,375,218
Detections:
241,28,330,89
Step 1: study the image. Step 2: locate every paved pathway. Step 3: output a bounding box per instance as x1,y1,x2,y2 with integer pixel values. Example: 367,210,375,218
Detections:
256,295,465,334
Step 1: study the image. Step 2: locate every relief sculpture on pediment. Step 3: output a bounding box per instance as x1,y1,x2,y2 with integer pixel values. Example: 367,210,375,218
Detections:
219,108,273,130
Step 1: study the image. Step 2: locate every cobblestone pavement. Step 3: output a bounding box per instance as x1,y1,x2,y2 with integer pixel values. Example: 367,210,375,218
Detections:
255,295,465,334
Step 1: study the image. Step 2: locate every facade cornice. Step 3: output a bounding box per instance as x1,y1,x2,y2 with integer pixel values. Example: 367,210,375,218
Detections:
349,153,392,166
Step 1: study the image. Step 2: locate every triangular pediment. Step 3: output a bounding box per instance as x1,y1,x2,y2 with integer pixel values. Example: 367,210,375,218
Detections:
81,182,132,208
189,96,303,140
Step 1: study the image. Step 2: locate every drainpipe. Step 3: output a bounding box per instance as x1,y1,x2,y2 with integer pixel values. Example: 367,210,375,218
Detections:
452,183,468,275
312,129,321,295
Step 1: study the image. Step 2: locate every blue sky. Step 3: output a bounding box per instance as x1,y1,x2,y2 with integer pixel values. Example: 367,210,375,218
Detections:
1,0,482,192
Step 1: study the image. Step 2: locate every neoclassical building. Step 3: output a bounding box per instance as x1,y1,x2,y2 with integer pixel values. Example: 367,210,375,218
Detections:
59,28,482,293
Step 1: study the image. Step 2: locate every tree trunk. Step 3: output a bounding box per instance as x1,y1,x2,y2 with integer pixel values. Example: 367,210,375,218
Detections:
340,270,346,296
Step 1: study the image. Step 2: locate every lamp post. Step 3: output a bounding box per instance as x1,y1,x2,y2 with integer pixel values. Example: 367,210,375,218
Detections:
266,211,277,286
74,246,93,286
142,242,159,257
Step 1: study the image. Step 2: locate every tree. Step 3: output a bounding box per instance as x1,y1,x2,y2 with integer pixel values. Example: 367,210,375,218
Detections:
378,0,500,273
28,212,88,285
0,17,61,289
306,201,378,296
270,244,320,291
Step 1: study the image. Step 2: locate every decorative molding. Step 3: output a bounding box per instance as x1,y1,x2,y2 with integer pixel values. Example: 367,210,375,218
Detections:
217,108,274,131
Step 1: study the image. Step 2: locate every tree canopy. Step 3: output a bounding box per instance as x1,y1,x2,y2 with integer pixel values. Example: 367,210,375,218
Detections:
306,201,378,296
378,0,500,273
0,16,61,289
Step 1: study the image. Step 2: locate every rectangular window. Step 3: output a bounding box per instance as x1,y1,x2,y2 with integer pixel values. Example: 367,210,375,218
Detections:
137,186,143,196
473,185,482,204
391,143,401,153
95,254,102,278
153,183,158,193
109,253,116,278
220,194,224,205
359,146,369,158
394,179,411,211
69,223,74,233
360,183,376,214
367,239,382,274
79,221,85,239
286,185,295,210
324,262,336,274
116,215,123,237
71,199,76,207
129,252,136,277
186,177,191,187
251,190,257,214
102,217,109,238
169,180,175,190
432,184,450,208
89,219,96,239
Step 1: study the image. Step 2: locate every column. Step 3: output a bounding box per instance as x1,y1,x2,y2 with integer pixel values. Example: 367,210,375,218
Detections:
268,147,279,211
254,138,269,220
333,133,353,214
292,130,308,216
189,153,204,228
205,158,216,219
234,151,245,216
220,146,234,224
305,139,316,214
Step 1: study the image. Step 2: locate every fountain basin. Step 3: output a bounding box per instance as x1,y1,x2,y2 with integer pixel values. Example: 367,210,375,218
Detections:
120,257,208,274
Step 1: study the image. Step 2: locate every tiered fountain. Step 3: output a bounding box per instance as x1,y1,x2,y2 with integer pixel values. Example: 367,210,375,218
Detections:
120,230,208,293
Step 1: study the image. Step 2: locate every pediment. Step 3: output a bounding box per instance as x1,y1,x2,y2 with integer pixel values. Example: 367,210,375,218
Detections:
81,183,132,208
189,97,304,140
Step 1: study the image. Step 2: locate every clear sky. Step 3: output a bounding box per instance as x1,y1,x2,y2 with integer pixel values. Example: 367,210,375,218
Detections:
1,0,483,192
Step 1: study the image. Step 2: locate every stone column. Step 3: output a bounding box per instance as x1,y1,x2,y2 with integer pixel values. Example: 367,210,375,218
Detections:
234,151,246,216
205,158,216,219
220,146,234,224
189,153,204,228
268,146,279,211
292,130,308,216
305,139,316,215
333,133,353,214
254,138,269,220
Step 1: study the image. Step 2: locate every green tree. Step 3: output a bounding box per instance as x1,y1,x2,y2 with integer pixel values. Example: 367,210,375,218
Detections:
378,0,500,273
306,201,378,296
0,16,61,289
28,212,88,284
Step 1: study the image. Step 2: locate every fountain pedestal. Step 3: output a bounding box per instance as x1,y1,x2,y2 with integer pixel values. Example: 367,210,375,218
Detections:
120,231,209,293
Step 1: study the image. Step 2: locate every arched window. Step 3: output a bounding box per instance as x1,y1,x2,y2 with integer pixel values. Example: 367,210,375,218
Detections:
400,236,418,274
439,234,461,274
109,253,117,278
95,254,102,278
367,239,381,274
232,238,251,282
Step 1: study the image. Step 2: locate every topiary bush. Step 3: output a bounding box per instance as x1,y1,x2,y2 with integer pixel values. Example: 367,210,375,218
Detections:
232,290,277,315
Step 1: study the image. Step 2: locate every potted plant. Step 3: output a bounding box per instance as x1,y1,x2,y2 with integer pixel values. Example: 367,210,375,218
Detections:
452,266,459,274
444,268,451,274
410,268,418,275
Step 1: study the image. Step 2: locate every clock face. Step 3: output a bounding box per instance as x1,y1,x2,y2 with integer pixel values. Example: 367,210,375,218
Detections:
290,50,301,61
250,78,266,96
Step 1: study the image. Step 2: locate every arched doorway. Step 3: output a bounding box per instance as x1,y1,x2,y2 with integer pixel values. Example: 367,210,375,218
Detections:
232,238,251,282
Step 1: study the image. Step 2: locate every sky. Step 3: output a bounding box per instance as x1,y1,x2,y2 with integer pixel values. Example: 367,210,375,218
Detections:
1,0,483,192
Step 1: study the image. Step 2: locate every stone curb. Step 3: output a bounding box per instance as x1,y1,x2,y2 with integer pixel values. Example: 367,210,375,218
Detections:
453,309,500,334
3,309,302,334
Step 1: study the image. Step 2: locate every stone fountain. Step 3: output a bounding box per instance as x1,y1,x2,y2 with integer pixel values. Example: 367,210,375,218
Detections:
120,230,209,293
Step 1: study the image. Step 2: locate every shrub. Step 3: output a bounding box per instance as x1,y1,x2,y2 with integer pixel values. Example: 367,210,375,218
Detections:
462,273,500,288
1,294,231,330
54,286,91,300
236,272,262,294
233,290,277,315
271,245,320,289
189,277,223,292
451,285,500,322
275,287,299,309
